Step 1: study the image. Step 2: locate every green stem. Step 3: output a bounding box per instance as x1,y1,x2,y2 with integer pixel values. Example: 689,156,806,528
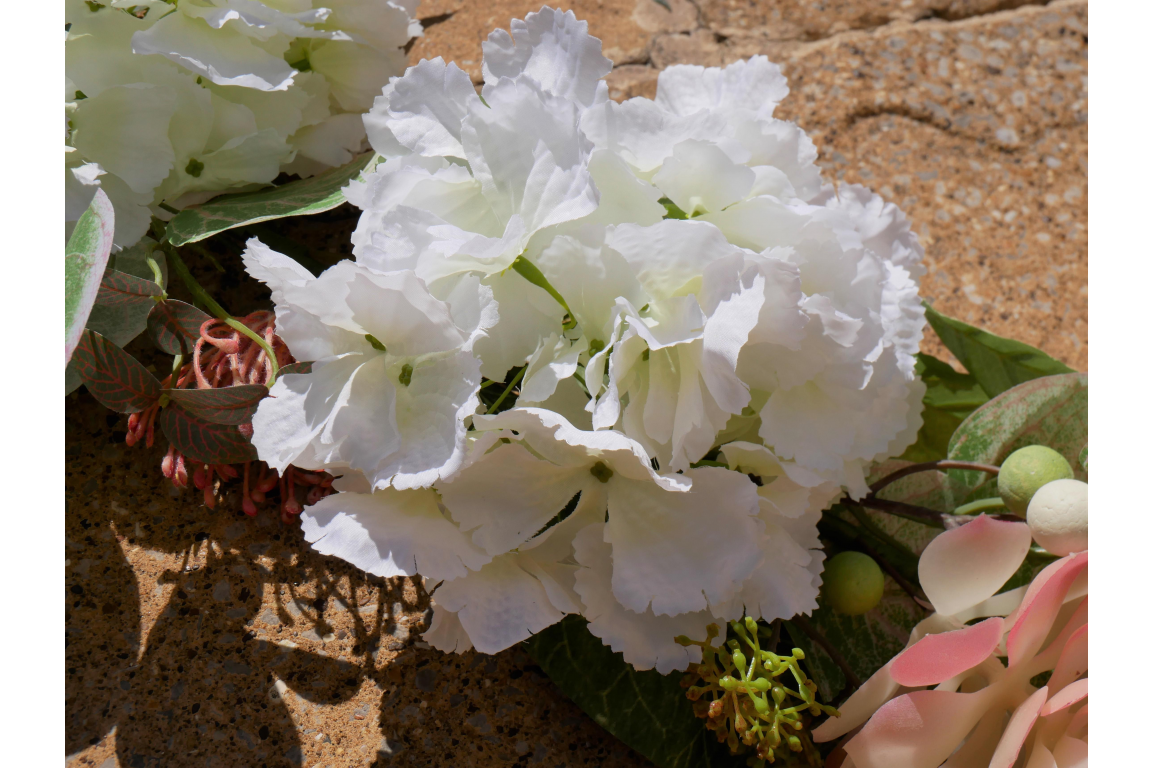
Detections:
487,366,526,414
511,256,577,330
188,241,226,273
146,255,167,296
166,247,280,387
952,496,1007,516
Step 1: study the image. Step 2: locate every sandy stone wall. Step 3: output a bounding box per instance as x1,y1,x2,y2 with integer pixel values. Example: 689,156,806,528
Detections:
65,3,1086,768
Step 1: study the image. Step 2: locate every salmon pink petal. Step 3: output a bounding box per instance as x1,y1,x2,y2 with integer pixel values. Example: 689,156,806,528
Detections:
1024,743,1057,768
941,709,1008,767
812,665,899,742
1040,678,1087,717
1007,552,1088,665
890,617,1004,688
1048,624,1087,693
1065,704,1088,740
919,515,1032,617
843,690,989,768
988,686,1047,768
1051,735,1088,768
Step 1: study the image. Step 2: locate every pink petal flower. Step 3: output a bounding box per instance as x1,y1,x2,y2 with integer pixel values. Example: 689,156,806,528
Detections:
890,617,1005,688
1007,552,1088,665
988,686,1048,768
919,515,1032,617
1048,624,1087,694
1024,743,1057,768
843,690,989,768
812,665,901,742
1051,735,1088,767
940,709,1008,767
1065,704,1088,740
1040,678,1087,717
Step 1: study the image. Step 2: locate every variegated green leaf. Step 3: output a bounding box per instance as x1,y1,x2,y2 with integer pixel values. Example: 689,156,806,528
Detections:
166,153,378,246
65,189,114,365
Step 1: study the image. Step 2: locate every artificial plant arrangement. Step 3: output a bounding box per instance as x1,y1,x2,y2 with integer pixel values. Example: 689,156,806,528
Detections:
64,5,1087,767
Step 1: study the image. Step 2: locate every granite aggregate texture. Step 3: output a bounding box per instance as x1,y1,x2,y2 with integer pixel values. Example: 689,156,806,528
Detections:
66,1,1087,766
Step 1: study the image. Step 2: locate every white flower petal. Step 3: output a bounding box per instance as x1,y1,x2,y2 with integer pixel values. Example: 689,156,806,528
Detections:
605,468,761,615
300,488,490,581
132,12,296,91
309,40,406,112
655,56,789,120
573,524,710,673
652,139,754,216
481,6,611,108
520,333,588,404
473,269,565,380
363,57,477,159
71,84,176,194
439,442,593,557
431,554,569,654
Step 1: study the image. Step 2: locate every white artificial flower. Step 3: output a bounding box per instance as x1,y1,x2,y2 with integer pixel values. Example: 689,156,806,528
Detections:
243,238,498,490
257,6,931,672
64,0,421,247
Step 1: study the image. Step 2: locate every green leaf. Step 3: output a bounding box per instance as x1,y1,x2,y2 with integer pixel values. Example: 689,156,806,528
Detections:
148,299,212,355
524,617,740,768
278,361,313,376
84,238,168,350
944,372,1088,507
898,405,964,462
165,384,267,425
96,268,162,307
166,152,379,246
898,353,990,462
159,405,258,464
71,330,162,414
924,303,1075,397
65,188,114,364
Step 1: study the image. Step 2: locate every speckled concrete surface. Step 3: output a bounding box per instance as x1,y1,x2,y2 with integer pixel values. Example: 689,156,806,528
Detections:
66,2,1087,767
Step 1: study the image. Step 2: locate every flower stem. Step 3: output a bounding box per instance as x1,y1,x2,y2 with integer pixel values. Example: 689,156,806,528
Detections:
952,496,1007,516
869,460,1001,495
166,246,280,387
487,366,526,414
512,256,577,330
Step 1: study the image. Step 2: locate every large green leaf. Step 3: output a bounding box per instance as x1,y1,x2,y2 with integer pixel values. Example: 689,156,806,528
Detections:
924,303,1075,397
71,330,162,414
166,153,378,246
898,354,990,462
943,372,1088,508
65,189,114,364
524,617,740,768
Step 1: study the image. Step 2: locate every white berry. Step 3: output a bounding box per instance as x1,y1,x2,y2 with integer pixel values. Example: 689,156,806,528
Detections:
1026,479,1088,556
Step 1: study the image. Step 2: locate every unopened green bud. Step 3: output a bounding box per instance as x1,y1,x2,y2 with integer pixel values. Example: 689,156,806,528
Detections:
752,695,769,714
771,685,786,705
732,651,747,670
744,616,757,633
674,635,691,646
787,736,802,752
719,676,736,690
751,677,770,692
821,551,884,615
399,363,413,387
998,445,1074,515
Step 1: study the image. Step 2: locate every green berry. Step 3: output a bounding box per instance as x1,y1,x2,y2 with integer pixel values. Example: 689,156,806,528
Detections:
997,445,1074,515
821,552,884,616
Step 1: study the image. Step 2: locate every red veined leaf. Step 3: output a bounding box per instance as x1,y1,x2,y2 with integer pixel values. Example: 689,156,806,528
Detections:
71,330,162,413
97,268,162,307
148,299,212,356
165,384,268,425
159,405,258,464
278,361,313,376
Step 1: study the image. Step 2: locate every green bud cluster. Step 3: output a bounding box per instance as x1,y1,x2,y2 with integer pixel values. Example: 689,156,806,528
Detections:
677,618,839,766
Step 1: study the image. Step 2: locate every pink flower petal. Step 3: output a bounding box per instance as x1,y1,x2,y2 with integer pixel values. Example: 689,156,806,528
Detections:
890,617,1005,688
812,665,901,742
1065,704,1088,740
941,709,1008,768
988,686,1048,768
919,515,1032,617
1048,624,1087,694
1040,678,1087,717
843,690,990,768
1007,552,1088,665
1024,743,1057,768
1051,735,1088,768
